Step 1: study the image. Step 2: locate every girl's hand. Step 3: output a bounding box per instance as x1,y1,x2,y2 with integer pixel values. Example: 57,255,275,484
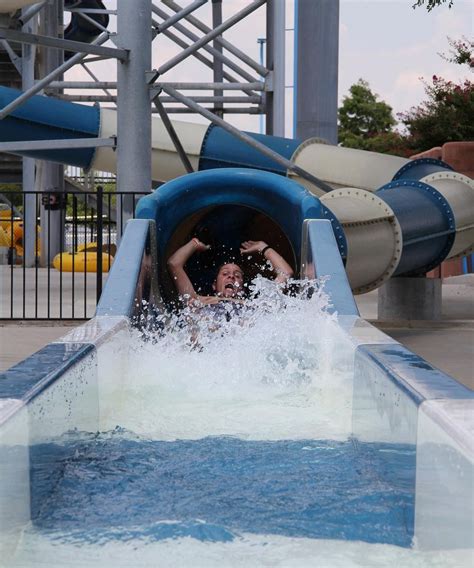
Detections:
240,240,267,255
191,237,210,253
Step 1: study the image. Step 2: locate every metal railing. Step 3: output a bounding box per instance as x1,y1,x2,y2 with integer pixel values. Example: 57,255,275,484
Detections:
0,189,148,320
65,165,117,185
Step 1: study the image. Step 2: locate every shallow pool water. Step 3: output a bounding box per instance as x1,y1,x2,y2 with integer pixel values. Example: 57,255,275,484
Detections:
28,431,415,547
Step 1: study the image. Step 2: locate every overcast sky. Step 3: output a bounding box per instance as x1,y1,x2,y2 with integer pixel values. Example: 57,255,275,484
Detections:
66,0,473,137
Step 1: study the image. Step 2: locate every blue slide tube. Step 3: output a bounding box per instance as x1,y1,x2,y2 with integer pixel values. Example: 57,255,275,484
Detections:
0,86,100,167
377,180,456,275
136,168,347,305
199,123,301,175
392,158,453,181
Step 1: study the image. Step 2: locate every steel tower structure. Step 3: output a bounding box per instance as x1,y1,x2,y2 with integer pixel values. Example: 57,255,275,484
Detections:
0,0,337,262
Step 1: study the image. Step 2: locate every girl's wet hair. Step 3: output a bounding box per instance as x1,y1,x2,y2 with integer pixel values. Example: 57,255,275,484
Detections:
215,260,244,276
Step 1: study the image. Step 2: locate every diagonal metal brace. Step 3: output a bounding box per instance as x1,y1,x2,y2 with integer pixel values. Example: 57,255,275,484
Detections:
151,91,194,174
0,137,116,153
161,85,335,194
0,28,128,60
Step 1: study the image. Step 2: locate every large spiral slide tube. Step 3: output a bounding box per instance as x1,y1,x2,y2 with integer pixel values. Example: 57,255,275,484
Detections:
0,85,473,294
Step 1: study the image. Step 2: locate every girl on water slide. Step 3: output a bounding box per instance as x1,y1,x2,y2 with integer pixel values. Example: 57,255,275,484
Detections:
167,238,294,307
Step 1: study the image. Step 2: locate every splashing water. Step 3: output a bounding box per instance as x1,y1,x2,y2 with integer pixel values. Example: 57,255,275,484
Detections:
102,277,355,441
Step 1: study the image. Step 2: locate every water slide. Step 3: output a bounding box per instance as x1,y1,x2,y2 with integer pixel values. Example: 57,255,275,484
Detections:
1,65,474,565
0,85,473,296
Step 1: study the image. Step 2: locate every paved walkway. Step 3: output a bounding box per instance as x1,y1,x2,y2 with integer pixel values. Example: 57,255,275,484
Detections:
355,275,474,390
1,276,473,390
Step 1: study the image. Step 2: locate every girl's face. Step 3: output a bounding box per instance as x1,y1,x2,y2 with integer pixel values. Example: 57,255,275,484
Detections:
213,263,244,297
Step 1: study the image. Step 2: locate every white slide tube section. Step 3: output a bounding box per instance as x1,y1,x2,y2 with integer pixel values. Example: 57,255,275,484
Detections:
88,107,473,295
0,0,38,12
321,188,402,294
288,138,409,196
420,172,474,259
91,108,208,182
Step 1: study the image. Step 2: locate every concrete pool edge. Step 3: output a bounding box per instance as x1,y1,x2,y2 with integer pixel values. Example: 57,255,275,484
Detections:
345,322,473,551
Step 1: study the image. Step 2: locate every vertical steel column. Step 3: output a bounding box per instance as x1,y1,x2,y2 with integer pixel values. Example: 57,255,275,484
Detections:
257,37,266,134
39,0,64,266
265,0,285,136
21,6,37,267
212,0,223,118
294,0,339,144
116,0,152,236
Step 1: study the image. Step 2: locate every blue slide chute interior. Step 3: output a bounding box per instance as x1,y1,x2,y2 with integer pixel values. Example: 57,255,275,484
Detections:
135,168,347,308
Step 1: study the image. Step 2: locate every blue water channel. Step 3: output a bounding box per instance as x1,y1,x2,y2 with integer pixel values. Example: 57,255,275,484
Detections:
27,430,415,547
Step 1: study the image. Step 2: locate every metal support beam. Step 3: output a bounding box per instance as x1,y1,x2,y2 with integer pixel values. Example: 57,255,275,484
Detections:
0,39,22,74
38,0,64,267
154,107,261,114
295,0,339,143
58,95,261,104
0,138,116,152
80,56,110,63
0,28,126,60
160,85,334,194
159,81,263,91
49,81,264,91
65,8,117,16
116,0,152,234
154,0,207,33
16,1,48,27
22,5,38,268
75,10,110,34
265,0,285,136
162,0,268,77
157,0,266,76
212,0,223,118
152,95,194,174
80,62,115,101
49,80,117,89
152,8,259,85
67,8,116,14
0,32,109,120
153,22,258,97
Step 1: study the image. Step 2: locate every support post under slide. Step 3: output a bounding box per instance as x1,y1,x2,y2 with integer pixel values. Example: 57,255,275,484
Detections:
301,219,359,316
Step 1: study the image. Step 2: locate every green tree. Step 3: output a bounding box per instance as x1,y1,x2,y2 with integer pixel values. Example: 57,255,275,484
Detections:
399,39,473,152
399,77,473,152
439,36,473,68
338,79,397,151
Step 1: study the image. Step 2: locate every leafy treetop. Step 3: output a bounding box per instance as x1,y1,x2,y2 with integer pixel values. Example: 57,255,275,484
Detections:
412,0,454,11
338,79,396,150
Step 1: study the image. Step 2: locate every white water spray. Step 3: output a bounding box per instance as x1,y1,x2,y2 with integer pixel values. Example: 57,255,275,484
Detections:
102,277,355,441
